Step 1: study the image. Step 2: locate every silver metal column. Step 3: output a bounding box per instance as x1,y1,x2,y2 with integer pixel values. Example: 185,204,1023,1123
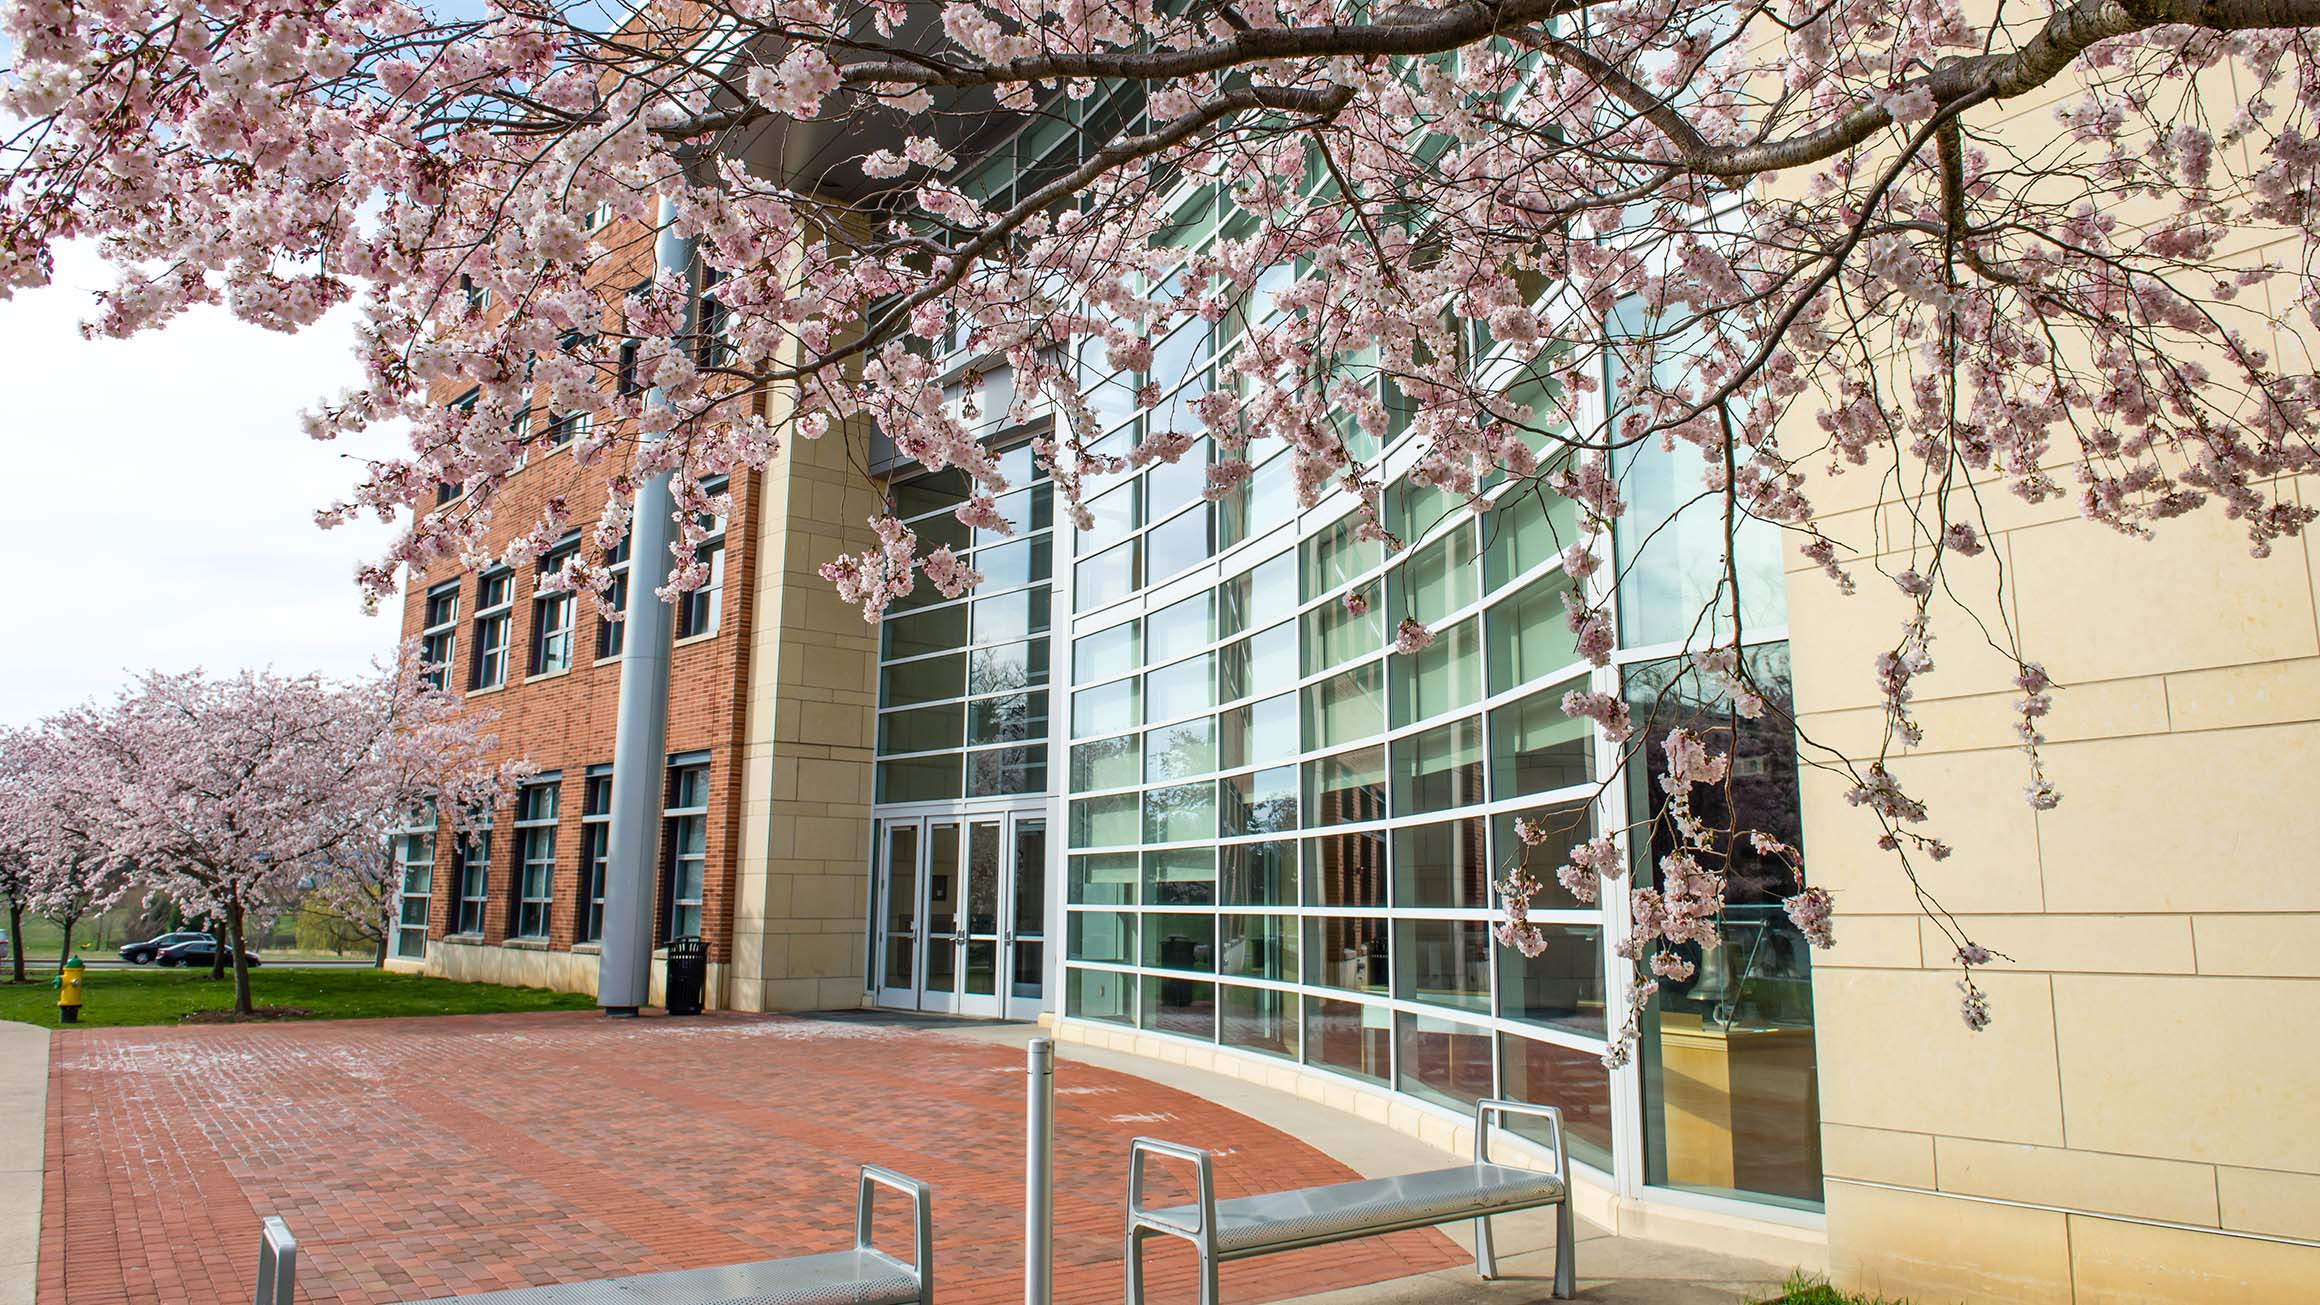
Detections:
1026,1036,1055,1305
598,193,700,1015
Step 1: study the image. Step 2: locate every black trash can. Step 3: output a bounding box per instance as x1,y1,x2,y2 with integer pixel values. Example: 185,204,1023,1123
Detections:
664,935,706,1016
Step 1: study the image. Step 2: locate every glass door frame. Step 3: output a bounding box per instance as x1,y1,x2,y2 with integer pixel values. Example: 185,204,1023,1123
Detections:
873,803,1053,1019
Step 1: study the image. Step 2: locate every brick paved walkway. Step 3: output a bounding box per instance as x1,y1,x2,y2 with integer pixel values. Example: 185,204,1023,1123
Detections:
38,1012,1465,1304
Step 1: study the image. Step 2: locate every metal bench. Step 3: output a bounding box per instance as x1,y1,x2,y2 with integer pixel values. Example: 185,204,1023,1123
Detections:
251,1165,932,1305
1125,1099,1574,1304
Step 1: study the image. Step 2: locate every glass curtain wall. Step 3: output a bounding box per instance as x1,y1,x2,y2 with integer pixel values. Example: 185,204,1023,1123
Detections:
1060,174,1624,1180
874,441,1056,804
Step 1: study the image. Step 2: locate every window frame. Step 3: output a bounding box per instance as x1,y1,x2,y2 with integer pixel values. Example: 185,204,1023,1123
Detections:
510,780,560,940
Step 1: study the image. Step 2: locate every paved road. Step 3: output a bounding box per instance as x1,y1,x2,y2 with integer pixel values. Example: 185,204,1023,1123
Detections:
21,958,377,971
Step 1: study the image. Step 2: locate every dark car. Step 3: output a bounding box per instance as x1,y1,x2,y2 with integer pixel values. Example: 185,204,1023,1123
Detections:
118,931,212,965
155,938,261,968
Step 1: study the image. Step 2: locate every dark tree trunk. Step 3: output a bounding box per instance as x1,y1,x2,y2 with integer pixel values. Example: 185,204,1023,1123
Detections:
7,900,23,983
373,931,389,968
226,900,254,1016
208,913,227,981
55,910,80,973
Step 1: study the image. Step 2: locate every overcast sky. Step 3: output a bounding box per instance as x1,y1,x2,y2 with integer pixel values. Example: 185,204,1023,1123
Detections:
0,243,406,726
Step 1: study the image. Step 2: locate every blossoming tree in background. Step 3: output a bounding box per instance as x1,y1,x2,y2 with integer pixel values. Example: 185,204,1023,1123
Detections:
51,656,525,1014
0,725,132,974
8,0,2319,1043
0,730,47,983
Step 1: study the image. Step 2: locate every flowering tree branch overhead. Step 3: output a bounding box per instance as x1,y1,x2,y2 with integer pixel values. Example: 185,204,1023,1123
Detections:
10,0,2320,1042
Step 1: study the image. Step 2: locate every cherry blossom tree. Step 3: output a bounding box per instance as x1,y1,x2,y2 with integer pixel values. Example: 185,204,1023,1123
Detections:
0,723,133,974
0,729,40,983
54,656,525,1014
9,0,2320,1041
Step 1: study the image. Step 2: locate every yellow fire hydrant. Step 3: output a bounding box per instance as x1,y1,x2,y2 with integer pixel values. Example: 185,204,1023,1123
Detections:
53,956,85,1024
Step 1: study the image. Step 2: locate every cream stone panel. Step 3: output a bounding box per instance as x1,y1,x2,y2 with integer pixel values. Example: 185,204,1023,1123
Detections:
2053,974,2320,1173
1800,675,2169,761
1806,913,1922,970
1797,752,2045,915
1921,914,2196,977
2190,914,2320,978
1786,541,2024,715
1820,1122,1937,1188
1933,1137,2219,1226
2166,658,2320,733
2009,510,2317,688
2035,724,2320,913
2067,1213,2320,1304
2217,1166,2320,1241
1825,1181,2074,1305
1816,969,2064,1145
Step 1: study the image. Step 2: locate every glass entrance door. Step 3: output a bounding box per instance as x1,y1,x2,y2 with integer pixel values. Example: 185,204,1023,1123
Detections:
874,809,1050,1018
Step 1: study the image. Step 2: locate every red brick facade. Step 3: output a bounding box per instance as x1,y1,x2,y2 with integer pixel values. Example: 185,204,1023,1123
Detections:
394,233,760,974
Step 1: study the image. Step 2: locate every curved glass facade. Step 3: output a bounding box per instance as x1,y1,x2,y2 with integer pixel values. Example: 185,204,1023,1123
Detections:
874,108,1818,1213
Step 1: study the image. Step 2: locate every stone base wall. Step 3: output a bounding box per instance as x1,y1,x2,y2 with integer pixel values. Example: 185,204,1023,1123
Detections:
396,940,733,1012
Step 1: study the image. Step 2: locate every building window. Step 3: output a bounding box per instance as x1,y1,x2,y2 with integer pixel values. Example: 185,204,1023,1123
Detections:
419,582,459,691
676,477,727,639
460,273,490,312
452,819,492,936
697,268,732,367
578,766,612,943
597,535,630,660
616,341,642,396
546,409,590,450
470,568,513,690
531,540,578,676
392,807,437,960
662,759,709,940
511,781,559,940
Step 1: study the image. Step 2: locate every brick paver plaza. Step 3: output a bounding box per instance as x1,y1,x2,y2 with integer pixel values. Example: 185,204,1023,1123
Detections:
37,1012,1467,1304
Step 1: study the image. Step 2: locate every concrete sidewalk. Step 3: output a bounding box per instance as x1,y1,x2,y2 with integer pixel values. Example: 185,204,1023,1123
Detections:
935,1019,1792,1305
0,1020,47,1305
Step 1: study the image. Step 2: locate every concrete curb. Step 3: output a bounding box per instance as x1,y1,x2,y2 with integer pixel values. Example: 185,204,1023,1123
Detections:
0,1019,49,1305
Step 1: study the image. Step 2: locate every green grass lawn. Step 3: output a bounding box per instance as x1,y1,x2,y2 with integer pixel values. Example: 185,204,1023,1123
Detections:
0,966,595,1028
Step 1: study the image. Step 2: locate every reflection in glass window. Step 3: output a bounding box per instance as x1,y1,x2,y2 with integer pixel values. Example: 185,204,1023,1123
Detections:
1397,920,1491,1012
1143,847,1217,906
1077,480,1138,556
1141,974,1215,1041
1072,677,1139,737
1146,591,1214,665
1219,915,1296,982
1625,644,1820,1207
967,745,1047,797
1483,484,1581,591
1069,852,1138,905
1498,924,1605,1037
1221,984,1298,1059
967,692,1047,744
1390,523,1478,625
877,703,963,755
1305,746,1385,826
973,586,1051,644
1499,1034,1615,1172
1073,621,1139,684
882,653,965,707
1069,910,1136,963
1220,691,1299,769
1485,572,1581,694
1221,766,1298,836
1304,996,1390,1084
1145,652,1214,722
1391,716,1484,815
968,639,1051,694
1303,582,1383,673
1220,551,1296,638
1489,805,1594,911
1491,679,1594,797
1146,505,1211,583
1392,818,1490,909
1302,514,1382,601
1070,734,1139,790
882,604,969,660
1306,917,1389,995
1219,621,1297,703
1397,1012,1495,1114
1141,911,1214,970
1143,782,1215,845
976,535,1052,590
1305,662,1385,749
1069,793,1139,848
1075,539,1139,612
1144,716,1216,782
1067,968,1136,1025
1305,830,1386,908
877,754,962,803
1390,616,1482,728
1220,840,1296,906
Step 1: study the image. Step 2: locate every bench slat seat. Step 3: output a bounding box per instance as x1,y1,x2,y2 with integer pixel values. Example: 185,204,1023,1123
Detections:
395,1248,923,1305
1139,1163,1567,1258
1126,1099,1576,1304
